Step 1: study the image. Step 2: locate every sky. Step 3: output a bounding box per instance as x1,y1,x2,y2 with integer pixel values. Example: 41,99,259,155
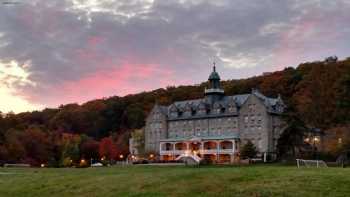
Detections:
0,0,350,113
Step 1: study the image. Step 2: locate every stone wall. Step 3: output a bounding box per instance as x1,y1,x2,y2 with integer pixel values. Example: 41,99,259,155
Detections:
144,106,167,153
167,116,239,139
238,94,269,153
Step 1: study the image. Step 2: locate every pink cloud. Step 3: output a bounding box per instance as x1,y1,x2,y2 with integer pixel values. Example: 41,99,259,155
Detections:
38,63,177,106
273,7,350,68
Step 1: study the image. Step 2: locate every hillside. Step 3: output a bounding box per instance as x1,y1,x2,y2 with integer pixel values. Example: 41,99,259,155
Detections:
1,56,350,165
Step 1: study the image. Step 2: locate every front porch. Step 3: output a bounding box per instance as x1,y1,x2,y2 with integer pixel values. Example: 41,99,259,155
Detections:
159,136,239,164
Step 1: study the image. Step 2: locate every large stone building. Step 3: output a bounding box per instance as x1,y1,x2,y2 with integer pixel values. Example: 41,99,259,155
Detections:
144,66,286,163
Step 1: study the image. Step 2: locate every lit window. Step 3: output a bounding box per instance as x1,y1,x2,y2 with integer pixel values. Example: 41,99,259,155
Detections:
338,138,343,144
313,136,320,143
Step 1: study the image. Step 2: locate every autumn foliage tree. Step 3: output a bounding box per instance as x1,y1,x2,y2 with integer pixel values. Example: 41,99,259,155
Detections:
21,127,50,165
99,137,118,160
80,138,99,160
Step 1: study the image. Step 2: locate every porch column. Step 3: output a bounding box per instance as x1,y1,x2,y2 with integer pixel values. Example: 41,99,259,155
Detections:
172,143,175,159
159,142,163,154
232,140,235,153
200,141,204,156
159,142,163,160
231,140,235,163
216,140,219,161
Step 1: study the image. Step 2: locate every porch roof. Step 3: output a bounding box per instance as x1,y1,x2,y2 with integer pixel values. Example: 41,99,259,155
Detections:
159,134,239,142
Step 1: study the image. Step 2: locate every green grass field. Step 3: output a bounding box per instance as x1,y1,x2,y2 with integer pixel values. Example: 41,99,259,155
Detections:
0,165,350,197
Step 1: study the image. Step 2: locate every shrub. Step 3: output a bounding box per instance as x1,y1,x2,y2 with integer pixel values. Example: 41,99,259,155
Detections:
62,157,73,167
240,140,258,159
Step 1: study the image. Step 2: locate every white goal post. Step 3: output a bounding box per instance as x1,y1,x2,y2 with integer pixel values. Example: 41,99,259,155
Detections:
296,159,328,168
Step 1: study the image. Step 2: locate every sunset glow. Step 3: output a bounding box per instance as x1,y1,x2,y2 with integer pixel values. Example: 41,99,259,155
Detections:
0,60,42,113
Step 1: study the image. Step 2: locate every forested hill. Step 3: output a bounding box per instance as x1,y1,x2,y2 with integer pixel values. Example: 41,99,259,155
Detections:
1,56,350,165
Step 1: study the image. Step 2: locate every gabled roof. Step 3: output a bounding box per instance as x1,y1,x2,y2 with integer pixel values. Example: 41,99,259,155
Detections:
251,89,285,114
153,89,284,119
153,104,168,115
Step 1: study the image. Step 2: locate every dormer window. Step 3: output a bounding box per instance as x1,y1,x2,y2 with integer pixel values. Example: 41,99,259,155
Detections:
228,105,236,113
227,99,237,113
198,102,206,115
213,103,222,114
275,104,284,112
169,105,179,118
206,109,211,114
192,110,197,116
171,112,177,118
184,103,193,116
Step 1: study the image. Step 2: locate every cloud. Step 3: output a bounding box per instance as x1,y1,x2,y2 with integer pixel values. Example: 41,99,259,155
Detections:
0,60,42,113
0,0,349,112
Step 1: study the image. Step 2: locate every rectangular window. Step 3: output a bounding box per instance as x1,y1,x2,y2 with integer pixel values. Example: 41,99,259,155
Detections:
244,116,249,123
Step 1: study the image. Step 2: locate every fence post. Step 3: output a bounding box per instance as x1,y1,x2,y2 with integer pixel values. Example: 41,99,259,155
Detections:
296,159,300,168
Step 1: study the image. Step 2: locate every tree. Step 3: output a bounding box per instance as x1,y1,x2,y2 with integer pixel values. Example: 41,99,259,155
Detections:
337,70,350,123
60,133,82,166
21,126,50,166
294,62,340,129
277,110,308,159
0,145,8,164
130,129,145,155
80,138,99,160
99,137,117,160
3,129,26,163
324,126,350,156
0,111,4,143
124,104,145,129
240,140,257,159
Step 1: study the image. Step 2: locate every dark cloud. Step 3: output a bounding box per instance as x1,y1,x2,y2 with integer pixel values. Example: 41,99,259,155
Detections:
0,0,349,110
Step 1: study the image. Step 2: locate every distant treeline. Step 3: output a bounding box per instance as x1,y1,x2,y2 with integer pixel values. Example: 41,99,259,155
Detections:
1,56,350,166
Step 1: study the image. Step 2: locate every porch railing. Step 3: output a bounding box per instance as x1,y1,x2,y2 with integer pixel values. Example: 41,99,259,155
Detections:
160,149,235,155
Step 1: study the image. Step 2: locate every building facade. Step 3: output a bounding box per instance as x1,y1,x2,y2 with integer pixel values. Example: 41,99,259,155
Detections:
144,66,286,163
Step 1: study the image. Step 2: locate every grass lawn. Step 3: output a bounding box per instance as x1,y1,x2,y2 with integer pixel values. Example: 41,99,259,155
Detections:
0,164,350,197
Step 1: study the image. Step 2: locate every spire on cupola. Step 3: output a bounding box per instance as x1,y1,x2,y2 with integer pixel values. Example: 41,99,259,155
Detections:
208,62,221,88
205,62,224,102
